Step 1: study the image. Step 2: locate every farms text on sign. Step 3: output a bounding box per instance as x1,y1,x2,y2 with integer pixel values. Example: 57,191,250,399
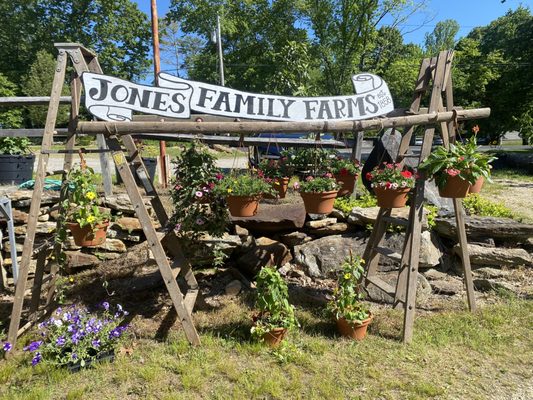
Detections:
81,72,394,122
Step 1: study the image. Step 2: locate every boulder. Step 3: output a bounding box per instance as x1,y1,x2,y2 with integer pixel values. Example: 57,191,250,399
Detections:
473,267,510,279
14,221,56,235
293,234,367,278
305,218,337,228
106,228,143,242
96,239,127,253
187,233,241,266
64,251,100,271
279,231,312,247
225,280,242,296
9,190,60,207
234,225,249,238
473,278,518,294
364,271,432,304
99,194,153,215
113,217,142,232
454,243,532,268
430,278,463,295
423,268,448,281
237,237,292,277
348,206,428,229
330,209,346,221
380,231,442,269
307,222,354,236
230,203,306,233
435,216,533,241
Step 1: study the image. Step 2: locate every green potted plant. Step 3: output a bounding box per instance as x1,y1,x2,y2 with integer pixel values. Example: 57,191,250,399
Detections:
251,265,298,347
329,157,362,197
257,156,294,199
214,173,275,217
285,148,335,178
418,130,496,198
365,162,416,208
63,164,111,246
328,255,373,340
0,137,35,185
294,173,340,214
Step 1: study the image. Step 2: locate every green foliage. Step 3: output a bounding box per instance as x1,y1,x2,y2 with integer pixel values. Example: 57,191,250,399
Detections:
327,255,370,324
419,136,496,188
328,157,362,176
296,175,340,193
462,194,514,219
21,50,70,128
63,165,110,229
251,266,298,339
0,0,151,86
424,19,460,55
425,205,438,230
215,173,274,197
285,148,335,177
257,157,294,179
171,142,229,239
0,137,31,155
0,73,22,128
333,191,377,213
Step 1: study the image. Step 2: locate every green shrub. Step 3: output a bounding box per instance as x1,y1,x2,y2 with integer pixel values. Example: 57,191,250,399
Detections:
462,194,515,219
333,191,377,213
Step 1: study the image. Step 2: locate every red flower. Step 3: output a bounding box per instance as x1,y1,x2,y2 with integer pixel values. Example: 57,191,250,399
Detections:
215,173,223,181
365,172,373,181
339,168,349,176
385,181,392,189
400,170,413,178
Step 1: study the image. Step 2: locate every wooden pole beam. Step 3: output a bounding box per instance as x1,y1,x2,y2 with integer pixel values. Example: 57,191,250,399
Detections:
0,96,71,106
76,108,490,136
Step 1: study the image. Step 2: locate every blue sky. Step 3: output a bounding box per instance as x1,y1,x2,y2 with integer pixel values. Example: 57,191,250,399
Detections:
133,0,529,80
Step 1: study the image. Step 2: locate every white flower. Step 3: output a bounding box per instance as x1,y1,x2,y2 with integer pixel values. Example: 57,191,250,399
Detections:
391,183,399,190
53,319,63,327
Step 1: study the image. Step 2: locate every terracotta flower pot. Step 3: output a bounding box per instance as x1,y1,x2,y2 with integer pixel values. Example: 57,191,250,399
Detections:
336,314,373,340
300,190,338,214
262,327,288,348
374,187,410,208
334,173,358,197
468,176,484,194
226,195,260,217
67,221,109,247
264,177,290,199
438,175,471,198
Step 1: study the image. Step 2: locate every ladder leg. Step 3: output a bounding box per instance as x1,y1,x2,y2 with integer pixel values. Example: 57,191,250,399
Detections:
363,208,391,279
29,249,48,314
8,50,68,346
107,136,200,345
453,199,476,311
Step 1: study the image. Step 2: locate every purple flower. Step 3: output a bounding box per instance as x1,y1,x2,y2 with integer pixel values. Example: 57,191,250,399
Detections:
71,352,78,360
175,223,182,232
55,336,66,347
109,327,122,339
2,342,12,352
92,339,101,348
195,218,205,226
67,324,76,333
31,352,42,366
102,302,110,311
24,341,43,352
195,191,203,198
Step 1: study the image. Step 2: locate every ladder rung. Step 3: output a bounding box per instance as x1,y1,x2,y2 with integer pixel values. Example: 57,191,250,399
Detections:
184,288,199,314
374,246,402,262
46,169,66,176
366,276,396,297
399,154,419,159
170,258,182,280
382,216,409,227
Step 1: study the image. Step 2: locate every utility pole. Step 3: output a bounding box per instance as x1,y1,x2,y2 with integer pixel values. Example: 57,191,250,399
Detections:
151,0,168,187
216,14,225,86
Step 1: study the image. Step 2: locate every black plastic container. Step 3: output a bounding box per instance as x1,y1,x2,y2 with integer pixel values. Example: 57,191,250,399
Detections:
0,154,35,185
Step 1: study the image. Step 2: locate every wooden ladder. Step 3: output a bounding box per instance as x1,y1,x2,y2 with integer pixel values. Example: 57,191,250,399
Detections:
8,43,200,348
362,50,476,344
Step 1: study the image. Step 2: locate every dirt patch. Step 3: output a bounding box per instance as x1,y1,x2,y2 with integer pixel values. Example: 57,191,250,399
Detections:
484,178,533,222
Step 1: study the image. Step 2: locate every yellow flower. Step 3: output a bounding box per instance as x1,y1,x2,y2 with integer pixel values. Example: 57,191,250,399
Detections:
344,273,352,280
86,215,96,223
227,188,233,193
85,191,96,201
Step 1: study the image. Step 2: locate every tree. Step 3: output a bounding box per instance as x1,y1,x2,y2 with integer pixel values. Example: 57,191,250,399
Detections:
0,74,23,128
0,0,152,85
424,19,460,55
20,50,70,128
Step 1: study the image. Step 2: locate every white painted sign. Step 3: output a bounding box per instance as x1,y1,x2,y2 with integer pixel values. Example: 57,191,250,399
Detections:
81,72,394,122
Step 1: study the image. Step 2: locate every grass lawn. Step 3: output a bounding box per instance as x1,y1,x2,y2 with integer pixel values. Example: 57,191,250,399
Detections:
1,297,531,400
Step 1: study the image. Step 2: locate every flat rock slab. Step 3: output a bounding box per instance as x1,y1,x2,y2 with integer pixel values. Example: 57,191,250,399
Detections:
435,216,533,241
237,236,292,277
454,243,532,268
348,206,428,229
230,203,306,233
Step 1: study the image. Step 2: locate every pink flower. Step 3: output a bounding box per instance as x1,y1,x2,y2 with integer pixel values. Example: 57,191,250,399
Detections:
386,163,394,169
445,168,460,177
305,176,314,182
175,185,183,190
293,182,300,190
208,182,215,189
195,218,204,225
175,223,181,232
323,172,333,178
385,182,392,189
215,173,223,181
195,191,203,198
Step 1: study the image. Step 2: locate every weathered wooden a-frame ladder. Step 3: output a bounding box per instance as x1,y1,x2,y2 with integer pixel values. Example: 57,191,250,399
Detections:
362,50,476,343
7,43,201,347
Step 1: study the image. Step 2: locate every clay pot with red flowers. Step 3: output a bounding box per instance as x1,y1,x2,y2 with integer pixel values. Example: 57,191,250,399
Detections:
295,174,340,215
418,132,496,198
330,157,362,197
257,157,294,199
366,163,416,208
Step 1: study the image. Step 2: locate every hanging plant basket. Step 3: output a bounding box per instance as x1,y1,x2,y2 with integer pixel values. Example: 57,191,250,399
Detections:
262,327,288,348
374,187,410,208
300,190,337,214
334,173,358,197
335,314,373,340
265,177,290,199
67,221,109,247
469,176,484,194
438,175,471,198
226,195,260,217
